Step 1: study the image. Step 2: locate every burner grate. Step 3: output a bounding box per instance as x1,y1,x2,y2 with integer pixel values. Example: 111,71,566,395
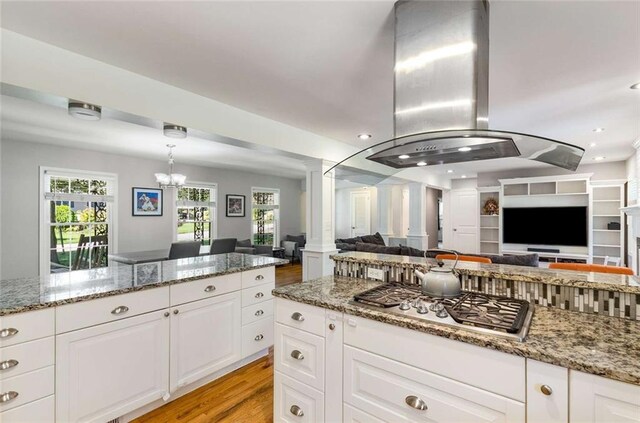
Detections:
446,293,529,334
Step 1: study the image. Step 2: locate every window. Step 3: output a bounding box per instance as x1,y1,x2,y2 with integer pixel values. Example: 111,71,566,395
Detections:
41,168,117,275
176,184,217,246
251,187,280,246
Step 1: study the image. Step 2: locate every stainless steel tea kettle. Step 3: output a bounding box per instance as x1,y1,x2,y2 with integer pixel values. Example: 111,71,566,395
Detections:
414,249,461,298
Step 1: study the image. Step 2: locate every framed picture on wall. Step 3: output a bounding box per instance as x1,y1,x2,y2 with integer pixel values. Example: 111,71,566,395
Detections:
226,194,245,217
132,187,163,216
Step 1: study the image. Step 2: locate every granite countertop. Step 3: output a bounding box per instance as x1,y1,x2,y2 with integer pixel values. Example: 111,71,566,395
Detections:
272,275,640,386
332,251,640,294
0,253,287,316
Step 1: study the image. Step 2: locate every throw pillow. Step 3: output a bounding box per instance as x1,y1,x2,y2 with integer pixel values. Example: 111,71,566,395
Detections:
355,242,401,255
360,232,386,246
236,239,252,247
335,236,363,245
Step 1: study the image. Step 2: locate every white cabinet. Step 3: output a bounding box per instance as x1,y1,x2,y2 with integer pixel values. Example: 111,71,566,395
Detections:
0,395,54,423
56,309,170,423
274,371,324,423
570,370,640,423
527,360,568,423
170,292,241,392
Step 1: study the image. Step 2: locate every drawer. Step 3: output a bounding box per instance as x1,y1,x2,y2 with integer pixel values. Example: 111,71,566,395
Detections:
275,298,326,337
241,282,274,307
242,299,274,325
275,323,325,391
0,337,54,380
344,346,525,423
0,366,55,412
242,318,274,358
242,267,276,289
274,371,324,423
171,273,241,306
526,360,568,423
56,287,169,333
0,394,54,423
344,403,386,423
0,309,54,348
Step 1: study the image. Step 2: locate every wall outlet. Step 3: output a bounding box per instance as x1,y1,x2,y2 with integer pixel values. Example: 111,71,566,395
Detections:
367,268,385,281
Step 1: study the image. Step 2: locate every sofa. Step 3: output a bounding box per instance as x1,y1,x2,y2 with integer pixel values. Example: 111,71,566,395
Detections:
335,232,539,267
235,239,274,257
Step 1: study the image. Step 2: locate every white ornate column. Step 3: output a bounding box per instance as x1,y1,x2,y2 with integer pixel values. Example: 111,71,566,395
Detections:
375,184,394,245
302,159,338,281
406,182,429,250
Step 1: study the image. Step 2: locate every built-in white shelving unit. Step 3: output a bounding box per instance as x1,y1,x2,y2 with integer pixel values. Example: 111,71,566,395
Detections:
590,181,625,265
478,186,500,255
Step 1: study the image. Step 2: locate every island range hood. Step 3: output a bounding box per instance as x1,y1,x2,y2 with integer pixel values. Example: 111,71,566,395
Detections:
327,0,584,183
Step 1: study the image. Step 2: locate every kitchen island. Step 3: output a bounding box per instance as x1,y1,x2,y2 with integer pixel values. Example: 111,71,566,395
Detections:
0,253,286,422
272,252,640,422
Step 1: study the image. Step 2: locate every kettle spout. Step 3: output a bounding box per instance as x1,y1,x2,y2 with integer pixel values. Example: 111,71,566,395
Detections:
414,269,426,281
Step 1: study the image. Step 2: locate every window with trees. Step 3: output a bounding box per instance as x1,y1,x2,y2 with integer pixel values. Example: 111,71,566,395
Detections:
41,168,116,275
176,184,217,246
251,188,280,246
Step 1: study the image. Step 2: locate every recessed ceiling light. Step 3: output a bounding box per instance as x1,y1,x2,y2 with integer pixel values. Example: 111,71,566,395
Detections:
458,146,472,152
68,100,101,121
447,169,454,173
417,161,427,166
163,123,187,139
631,82,640,90
461,175,467,178
590,142,597,147
593,156,605,161
398,154,410,159
593,127,605,133
357,133,372,140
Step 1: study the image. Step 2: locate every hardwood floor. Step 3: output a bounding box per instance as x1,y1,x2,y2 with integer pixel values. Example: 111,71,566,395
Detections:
132,263,301,422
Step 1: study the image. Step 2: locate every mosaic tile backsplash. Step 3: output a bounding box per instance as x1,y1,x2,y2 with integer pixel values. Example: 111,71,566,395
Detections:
334,261,639,320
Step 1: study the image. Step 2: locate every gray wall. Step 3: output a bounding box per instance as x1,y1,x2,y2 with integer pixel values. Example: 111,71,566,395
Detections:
425,187,440,249
0,140,303,279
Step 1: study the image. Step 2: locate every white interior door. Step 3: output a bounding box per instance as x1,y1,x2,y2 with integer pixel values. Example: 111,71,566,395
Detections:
350,191,370,237
451,189,478,253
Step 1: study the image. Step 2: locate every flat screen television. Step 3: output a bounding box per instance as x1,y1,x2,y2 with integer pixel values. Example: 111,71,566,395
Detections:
502,207,588,247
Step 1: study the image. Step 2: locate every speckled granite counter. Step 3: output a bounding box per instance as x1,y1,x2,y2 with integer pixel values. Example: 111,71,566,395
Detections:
0,253,287,316
332,251,640,294
272,275,640,386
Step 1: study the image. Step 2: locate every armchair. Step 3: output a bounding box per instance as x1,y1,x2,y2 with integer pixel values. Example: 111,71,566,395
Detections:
280,234,305,263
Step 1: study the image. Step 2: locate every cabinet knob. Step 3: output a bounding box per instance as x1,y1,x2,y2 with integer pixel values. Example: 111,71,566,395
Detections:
111,305,129,315
255,310,264,316
290,350,304,360
254,334,264,341
405,395,428,411
540,385,553,396
0,391,18,403
0,359,18,371
164,312,170,318
173,309,180,315
255,274,264,280
290,405,304,417
204,285,216,293
255,292,264,299
291,312,305,322
0,328,18,338
329,323,336,331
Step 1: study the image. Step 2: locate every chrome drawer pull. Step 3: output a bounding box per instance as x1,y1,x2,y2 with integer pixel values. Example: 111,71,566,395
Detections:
405,395,428,411
0,360,18,371
255,274,264,280
290,350,304,360
255,292,264,298
111,305,129,315
540,385,553,396
291,312,304,322
254,334,264,341
0,391,18,403
0,328,18,338
204,285,216,293
255,310,264,316
290,405,304,417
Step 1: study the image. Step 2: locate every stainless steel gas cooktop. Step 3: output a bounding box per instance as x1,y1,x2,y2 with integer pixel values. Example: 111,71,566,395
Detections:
351,283,534,342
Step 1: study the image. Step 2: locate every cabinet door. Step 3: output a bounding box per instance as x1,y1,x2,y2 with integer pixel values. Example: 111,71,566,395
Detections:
56,310,170,423
570,371,640,423
527,360,568,423
170,291,241,392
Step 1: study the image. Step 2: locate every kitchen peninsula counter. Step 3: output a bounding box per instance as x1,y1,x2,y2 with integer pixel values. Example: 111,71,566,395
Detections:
0,253,287,316
272,275,640,386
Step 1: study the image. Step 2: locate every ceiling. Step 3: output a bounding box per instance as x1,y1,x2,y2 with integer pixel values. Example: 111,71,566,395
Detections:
1,1,639,178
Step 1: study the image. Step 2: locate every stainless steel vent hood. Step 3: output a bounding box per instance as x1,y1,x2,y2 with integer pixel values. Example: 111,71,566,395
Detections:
327,0,584,182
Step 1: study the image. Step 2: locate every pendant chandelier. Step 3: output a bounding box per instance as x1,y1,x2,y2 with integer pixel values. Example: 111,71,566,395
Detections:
155,144,187,189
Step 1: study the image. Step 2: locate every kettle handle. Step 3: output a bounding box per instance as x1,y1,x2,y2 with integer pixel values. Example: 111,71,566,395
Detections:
424,248,459,271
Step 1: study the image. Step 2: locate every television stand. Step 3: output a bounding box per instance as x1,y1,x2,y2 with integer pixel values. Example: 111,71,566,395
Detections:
502,249,589,267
